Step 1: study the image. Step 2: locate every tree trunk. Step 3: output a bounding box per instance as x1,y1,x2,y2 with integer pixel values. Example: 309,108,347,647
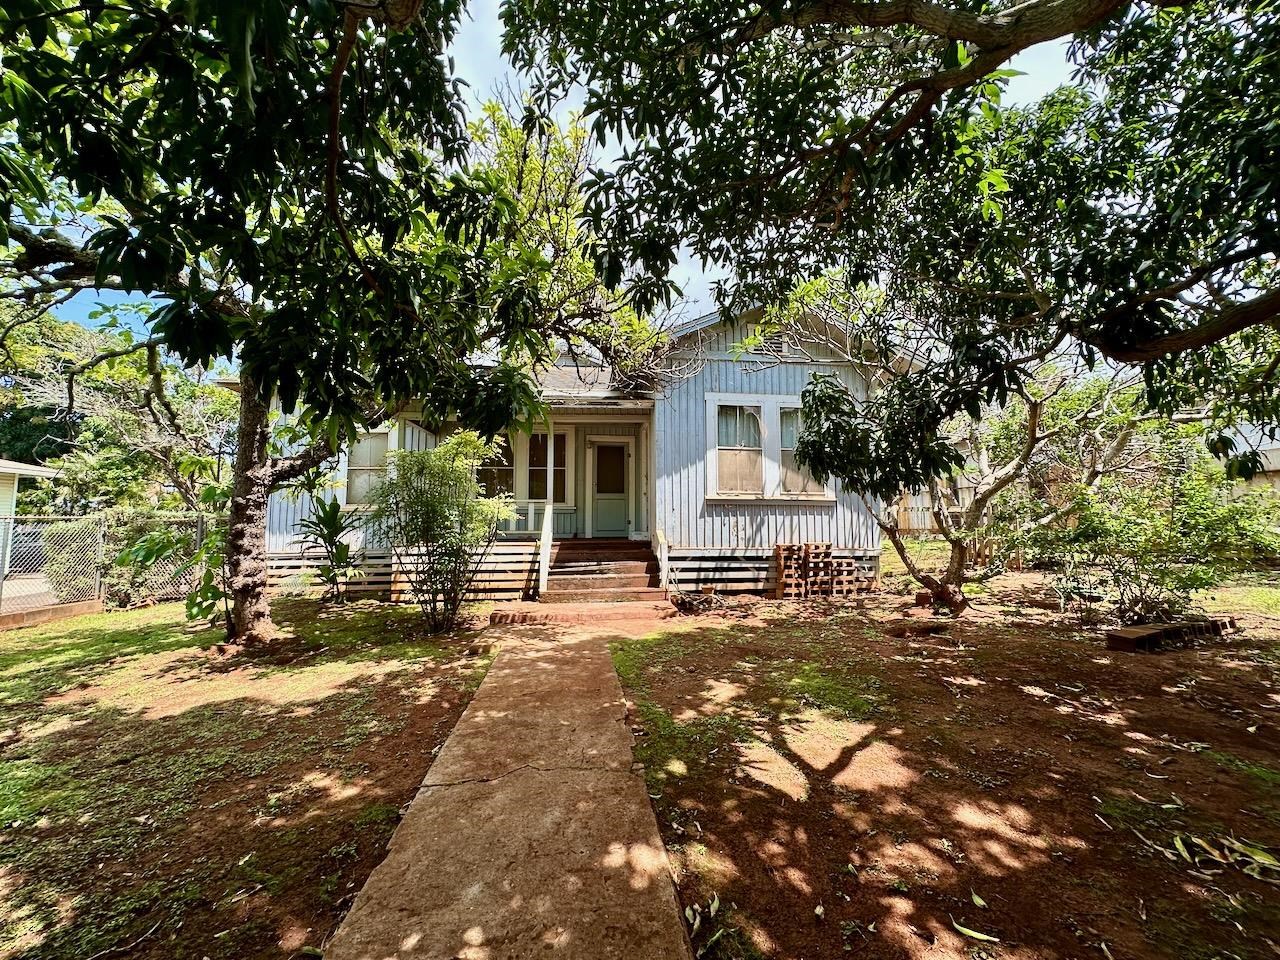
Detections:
226,372,277,645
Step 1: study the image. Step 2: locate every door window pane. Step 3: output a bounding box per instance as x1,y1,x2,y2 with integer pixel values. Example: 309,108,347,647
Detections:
596,445,625,494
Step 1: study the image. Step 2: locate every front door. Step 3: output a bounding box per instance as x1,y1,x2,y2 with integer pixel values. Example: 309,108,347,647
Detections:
592,443,628,537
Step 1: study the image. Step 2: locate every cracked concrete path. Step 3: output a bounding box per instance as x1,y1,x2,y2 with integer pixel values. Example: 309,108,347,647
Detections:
325,624,693,960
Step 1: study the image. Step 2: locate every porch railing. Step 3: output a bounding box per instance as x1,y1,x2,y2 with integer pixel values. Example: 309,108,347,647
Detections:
497,499,552,537
537,499,555,595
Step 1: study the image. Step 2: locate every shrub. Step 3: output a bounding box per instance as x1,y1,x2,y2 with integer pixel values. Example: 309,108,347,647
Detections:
1036,443,1280,624
297,497,364,602
365,432,514,632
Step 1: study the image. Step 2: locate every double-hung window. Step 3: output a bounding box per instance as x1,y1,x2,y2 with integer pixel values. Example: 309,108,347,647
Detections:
716,405,764,494
780,408,823,495
345,432,388,505
527,432,567,502
475,435,515,497
706,394,832,500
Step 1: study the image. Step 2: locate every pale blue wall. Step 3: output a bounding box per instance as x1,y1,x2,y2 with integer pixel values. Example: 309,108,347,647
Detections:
652,352,879,552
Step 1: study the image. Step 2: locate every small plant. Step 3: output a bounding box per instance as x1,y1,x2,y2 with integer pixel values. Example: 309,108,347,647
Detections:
365,432,514,633
296,497,364,602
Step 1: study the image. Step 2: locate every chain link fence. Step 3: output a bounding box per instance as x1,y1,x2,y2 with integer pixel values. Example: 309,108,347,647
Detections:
0,512,208,616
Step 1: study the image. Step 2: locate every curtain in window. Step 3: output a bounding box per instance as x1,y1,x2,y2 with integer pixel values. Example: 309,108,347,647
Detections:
716,405,763,493
346,433,388,505
780,409,823,494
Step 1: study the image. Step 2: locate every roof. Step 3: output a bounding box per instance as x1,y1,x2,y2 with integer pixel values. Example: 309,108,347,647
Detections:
535,364,646,401
0,459,57,479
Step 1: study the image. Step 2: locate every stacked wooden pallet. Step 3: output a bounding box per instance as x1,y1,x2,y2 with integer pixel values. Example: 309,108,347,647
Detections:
803,542,834,597
774,544,806,599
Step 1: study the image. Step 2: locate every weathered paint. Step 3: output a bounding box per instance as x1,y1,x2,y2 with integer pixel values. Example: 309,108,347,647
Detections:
654,325,879,552
267,315,880,556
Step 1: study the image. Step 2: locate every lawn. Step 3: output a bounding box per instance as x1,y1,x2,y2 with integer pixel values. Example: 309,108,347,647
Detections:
0,599,491,960
615,574,1280,959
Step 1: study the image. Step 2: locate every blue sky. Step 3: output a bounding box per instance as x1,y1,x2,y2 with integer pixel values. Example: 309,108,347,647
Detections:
55,15,1076,328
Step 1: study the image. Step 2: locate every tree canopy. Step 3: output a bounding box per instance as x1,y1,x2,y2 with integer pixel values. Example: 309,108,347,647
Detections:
0,0,571,435
504,0,1279,488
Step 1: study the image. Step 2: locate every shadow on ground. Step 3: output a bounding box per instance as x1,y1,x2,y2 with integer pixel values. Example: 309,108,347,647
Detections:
0,599,492,960
615,593,1280,959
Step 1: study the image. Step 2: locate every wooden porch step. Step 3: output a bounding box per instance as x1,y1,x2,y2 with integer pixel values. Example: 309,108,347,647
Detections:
549,559,659,576
546,572,659,591
541,587,669,603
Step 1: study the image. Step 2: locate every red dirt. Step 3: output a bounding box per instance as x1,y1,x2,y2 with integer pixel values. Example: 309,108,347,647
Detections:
625,574,1280,959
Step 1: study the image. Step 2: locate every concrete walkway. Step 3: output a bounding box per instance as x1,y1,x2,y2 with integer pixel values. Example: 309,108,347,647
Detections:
326,624,692,960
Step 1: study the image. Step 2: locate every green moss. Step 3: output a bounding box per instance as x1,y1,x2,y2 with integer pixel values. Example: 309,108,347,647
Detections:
609,630,695,695
768,661,883,720
1206,750,1280,788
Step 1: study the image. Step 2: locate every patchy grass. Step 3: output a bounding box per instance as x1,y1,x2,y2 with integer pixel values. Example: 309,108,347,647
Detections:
617,581,1280,960
878,537,951,578
1199,582,1280,617
0,599,489,960
1206,749,1280,789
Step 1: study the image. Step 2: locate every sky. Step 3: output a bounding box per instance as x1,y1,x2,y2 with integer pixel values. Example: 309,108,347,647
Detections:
53,13,1076,329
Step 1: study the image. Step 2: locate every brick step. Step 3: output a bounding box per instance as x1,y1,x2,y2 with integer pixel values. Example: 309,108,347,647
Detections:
546,573,660,591
540,587,669,603
549,560,659,576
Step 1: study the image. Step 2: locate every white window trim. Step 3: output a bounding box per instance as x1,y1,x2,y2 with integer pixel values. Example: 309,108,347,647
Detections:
704,392,836,502
513,425,576,507
339,422,396,509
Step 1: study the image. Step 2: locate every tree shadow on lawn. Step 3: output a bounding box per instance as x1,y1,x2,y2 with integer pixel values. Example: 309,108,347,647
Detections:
615,609,1280,960
0,599,490,960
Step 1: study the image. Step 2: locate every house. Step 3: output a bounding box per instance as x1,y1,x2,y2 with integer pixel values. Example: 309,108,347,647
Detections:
265,311,881,599
0,458,57,518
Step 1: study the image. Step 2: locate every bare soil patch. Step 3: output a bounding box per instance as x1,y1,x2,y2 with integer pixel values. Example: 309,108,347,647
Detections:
614,573,1280,959
0,599,491,960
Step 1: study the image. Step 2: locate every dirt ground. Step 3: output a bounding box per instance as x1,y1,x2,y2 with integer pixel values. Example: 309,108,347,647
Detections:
615,573,1280,960
0,598,491,960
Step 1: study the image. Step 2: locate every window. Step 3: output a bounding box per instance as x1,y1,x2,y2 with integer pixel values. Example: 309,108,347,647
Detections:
527,432,567,503
780,409,823,494
716,405,764,494
476,436,514,497
346,432,388,505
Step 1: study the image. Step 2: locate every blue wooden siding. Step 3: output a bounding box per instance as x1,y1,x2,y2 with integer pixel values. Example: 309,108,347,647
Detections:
653,355,880,551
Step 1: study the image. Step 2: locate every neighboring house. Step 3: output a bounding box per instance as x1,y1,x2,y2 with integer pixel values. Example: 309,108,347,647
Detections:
265,311,881,599
0,458,59,585
0,458,57,517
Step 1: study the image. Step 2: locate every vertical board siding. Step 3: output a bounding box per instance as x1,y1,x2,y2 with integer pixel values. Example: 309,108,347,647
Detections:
0,474,17,516
654,355,880,552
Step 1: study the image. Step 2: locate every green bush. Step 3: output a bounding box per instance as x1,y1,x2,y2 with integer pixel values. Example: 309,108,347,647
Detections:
1035,443,1280,624
365,432,514,632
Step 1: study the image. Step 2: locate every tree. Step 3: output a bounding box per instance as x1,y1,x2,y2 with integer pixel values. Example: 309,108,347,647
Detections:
504,0,1280,489
1,4,594,643
2,311,237,512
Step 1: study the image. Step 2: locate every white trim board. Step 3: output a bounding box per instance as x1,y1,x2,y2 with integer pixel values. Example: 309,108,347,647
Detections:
703,392,836,502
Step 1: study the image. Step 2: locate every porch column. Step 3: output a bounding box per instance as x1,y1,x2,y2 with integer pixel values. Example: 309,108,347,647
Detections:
537,415,555,596
546,414,555,511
